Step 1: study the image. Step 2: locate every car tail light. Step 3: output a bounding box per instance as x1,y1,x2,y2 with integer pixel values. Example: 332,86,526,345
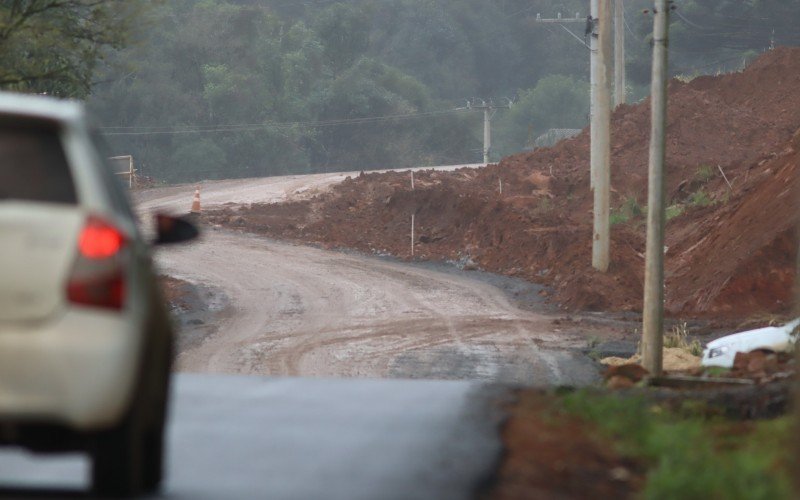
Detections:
66,216,128,310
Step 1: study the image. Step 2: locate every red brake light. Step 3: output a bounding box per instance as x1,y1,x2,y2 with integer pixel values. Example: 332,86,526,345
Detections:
78,217,125,259
67,216,128,310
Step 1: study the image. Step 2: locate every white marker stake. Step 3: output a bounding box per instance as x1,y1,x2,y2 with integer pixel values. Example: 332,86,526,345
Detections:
499,178,503,195
718,164,733,190
411,214,415,257
411,171,415,190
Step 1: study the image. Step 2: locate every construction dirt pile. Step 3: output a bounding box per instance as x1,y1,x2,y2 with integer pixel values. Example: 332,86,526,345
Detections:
208,47,800,320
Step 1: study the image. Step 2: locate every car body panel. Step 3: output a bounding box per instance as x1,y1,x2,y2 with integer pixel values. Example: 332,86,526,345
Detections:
0,307,142,429
0,92,156,433
701,318,800,368
0,203,83,322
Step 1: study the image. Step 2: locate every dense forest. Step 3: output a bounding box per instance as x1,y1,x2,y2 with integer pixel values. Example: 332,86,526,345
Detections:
2,0,798,182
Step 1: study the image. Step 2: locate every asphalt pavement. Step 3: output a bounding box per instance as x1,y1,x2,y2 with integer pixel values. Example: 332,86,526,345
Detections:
0,374,506,499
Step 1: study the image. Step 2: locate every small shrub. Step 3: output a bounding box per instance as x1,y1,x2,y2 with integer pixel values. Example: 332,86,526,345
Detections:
610,196,643,226
664,322,703,356
610,211,630,226
695,165,715,183
689,189,713,207
621,196,644,217
665,204,685,221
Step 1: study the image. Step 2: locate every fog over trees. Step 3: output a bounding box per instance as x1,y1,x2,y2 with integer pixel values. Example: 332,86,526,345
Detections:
2,1,793,182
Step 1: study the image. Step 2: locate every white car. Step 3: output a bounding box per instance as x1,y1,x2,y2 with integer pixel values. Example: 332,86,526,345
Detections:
701,318,800,368
0,93,197,496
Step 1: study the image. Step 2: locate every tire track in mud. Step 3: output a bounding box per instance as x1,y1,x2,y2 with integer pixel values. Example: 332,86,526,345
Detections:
154,230,591,384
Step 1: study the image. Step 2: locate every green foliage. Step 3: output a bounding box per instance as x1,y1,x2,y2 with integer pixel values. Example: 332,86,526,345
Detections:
610,212,630,226
610,196,644,226
560,392,793,500
622,196,644,218
695,165,715,183
313,3,372,76
90,0,494,181
664,322,703,356
494,75,589,157
169,139,227,181
704,366,731,377
0,0,149,97
75,0,800,182
666,204,685,221
689,189,714,207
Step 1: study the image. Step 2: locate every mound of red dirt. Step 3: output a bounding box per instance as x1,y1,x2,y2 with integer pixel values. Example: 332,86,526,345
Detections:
208,47,800,319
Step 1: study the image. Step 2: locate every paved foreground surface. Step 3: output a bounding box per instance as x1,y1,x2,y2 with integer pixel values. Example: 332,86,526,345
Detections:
0,374,503,499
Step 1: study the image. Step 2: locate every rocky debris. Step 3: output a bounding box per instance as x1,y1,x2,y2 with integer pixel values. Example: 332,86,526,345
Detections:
604,363,650,389
601,349,794,395
728,350,795,384
602,348,701,372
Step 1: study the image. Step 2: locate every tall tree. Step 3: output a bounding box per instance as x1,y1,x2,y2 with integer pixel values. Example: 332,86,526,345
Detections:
0,0,148,97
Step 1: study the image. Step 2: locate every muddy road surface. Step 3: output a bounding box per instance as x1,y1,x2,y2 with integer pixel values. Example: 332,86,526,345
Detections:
137,169,600,385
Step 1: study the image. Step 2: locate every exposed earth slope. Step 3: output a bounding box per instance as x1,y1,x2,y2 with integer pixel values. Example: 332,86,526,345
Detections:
209,48,800,320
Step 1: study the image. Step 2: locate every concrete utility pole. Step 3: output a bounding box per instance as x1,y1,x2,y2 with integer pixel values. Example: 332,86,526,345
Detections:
642,0,671,376
534,12,582,23
614,0,626,106
533,12,586,46
468,99,511,165
532,7,614,271
590,0,598,190
484,107,492,165
591,0,612,272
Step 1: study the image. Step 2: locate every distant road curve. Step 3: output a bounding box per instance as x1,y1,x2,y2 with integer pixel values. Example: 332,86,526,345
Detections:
135,164,484,210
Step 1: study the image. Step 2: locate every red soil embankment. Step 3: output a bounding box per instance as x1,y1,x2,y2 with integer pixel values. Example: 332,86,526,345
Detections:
209,47,800,320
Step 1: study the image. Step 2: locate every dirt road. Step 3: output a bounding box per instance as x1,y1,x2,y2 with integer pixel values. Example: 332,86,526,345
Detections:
137,169,598,385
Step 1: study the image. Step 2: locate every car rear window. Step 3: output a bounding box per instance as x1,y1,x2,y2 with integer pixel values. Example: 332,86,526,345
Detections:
0,123,77,204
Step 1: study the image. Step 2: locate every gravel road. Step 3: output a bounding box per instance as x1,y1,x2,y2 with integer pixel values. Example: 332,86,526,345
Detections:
137,169,598,385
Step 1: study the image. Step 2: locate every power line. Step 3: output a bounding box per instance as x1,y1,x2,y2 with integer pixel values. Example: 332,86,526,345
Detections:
673,9,707,30
100,107,471,136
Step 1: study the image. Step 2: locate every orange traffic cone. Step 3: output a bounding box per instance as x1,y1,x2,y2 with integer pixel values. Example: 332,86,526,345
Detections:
190,189,201,214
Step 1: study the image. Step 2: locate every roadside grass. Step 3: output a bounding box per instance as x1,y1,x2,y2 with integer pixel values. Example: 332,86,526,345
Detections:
695,165,715,183
667,165,729,216
611,196,645,226
665,203,685,221
610,211,631,226
558,392,793,500
664,321,703,357
689,188,714,207
611,195,703,226
665,185,729,223
703,366,730,377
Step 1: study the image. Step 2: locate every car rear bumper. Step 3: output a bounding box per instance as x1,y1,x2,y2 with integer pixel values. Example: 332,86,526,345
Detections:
0,307,142,430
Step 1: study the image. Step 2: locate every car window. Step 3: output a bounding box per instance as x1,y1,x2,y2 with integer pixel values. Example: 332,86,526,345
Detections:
0,123,76,204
